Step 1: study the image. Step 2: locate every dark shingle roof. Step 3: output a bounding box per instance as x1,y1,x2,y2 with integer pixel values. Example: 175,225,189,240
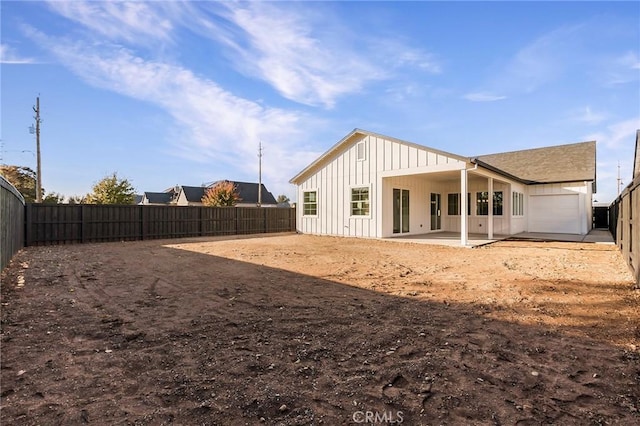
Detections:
181,186,207,202
475,141,596,184
208,181,277,205
144,192,174,204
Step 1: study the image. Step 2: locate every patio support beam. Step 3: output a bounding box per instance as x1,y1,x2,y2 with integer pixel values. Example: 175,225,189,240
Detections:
460,168,468,246
488,177,494,239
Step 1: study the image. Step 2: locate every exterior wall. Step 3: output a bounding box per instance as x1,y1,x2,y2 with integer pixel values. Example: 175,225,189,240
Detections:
296,133,466,238
441,180,511,235
381,176,442,237
527,181,591,234
295,132,594,238
510,182,528,234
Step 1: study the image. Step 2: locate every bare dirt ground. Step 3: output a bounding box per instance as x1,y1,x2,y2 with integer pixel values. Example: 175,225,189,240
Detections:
1,233,638,425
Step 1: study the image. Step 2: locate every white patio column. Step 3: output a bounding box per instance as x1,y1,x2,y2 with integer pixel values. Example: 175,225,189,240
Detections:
460,168,468,246
488,177,494,239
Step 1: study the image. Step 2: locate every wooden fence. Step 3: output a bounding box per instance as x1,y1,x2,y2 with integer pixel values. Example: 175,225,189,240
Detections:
609,173,640,287
25,204,296,246
1,176,25,271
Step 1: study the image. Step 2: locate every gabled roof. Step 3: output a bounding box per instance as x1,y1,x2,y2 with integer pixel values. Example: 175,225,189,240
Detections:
144,191,174,204
208,181,278,205
475,141,596,184
289,128,468,184
180,186,207,203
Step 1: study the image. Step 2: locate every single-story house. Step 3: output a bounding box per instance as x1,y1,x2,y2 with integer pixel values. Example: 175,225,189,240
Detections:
140,191,176,205
289,129,596,245
165,181,278,207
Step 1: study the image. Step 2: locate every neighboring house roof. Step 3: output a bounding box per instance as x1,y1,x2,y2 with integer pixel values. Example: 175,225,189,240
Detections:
634,130,640,180
133,194,144,205
475,141,596,184
144,191,174,204
180,186,207,203
208,181,278,205
290,128,469,184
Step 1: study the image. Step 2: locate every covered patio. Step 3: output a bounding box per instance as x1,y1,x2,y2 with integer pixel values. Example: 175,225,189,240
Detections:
384,231,509,248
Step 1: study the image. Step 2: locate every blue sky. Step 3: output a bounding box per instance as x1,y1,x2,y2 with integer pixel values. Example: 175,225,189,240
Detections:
1,1,638,203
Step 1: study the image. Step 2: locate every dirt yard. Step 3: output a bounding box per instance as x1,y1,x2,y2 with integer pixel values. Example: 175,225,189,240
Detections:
1,233,638,425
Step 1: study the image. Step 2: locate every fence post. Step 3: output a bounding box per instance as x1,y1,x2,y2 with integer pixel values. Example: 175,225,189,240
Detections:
140,206,145,241
80,204,87,243
199,206,203,237
25,203,33,246
263,207,267,234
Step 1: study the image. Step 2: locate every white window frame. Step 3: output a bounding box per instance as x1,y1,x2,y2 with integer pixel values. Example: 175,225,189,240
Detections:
350,185,371,218
302,189,318,217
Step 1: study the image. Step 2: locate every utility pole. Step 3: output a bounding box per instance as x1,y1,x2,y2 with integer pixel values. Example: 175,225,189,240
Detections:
617,161,623,196
257,141,263,207
33,96,42,203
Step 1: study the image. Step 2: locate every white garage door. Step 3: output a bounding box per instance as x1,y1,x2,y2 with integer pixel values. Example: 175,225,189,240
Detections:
529,194,580,234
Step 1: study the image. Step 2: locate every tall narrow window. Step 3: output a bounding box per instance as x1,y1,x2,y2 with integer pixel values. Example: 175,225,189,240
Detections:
476,192,489,215
448,193,460,215
303,191,317,216
356,141,366,161
351,187,370,216
493,191,503,215
512,192,524,216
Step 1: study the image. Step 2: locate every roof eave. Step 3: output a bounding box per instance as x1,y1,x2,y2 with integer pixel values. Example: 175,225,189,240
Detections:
470,158,533,184
290,128,469,184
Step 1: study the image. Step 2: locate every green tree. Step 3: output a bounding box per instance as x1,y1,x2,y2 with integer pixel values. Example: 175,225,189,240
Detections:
0,165,40,202
42,192,65,204
67,195,86,205
201,180,241,207
86,172,135,205
276,194,290,204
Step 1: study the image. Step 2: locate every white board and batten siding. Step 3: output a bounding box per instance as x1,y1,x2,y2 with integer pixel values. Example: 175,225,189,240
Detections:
296,133,465,238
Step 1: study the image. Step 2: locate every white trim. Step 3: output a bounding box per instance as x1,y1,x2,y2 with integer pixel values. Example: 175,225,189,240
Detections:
461,168,468,246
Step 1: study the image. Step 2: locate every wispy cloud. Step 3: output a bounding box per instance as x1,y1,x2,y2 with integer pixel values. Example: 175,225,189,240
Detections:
0,43,36,64
569,106,607,125
42,1,441,110
190,2,440,108
192,2,383,108
583,117,639,202
463,92,507,102
604,51,640,86
24,27,322,192
585,117,640,149
46,0,175,45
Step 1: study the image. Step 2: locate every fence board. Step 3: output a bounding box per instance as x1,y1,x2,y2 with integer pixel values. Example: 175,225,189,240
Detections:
24,204,296,246
610,174,640,287
1,176,25,271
